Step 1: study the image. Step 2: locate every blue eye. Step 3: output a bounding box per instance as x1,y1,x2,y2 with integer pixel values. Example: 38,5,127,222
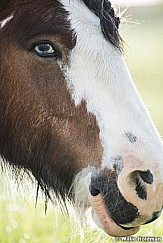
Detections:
33,41,62,59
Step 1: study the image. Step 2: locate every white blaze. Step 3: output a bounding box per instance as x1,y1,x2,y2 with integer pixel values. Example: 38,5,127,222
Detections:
60,0,163,174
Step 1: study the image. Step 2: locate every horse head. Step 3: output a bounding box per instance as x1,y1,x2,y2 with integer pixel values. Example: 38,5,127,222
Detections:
0,0,163,237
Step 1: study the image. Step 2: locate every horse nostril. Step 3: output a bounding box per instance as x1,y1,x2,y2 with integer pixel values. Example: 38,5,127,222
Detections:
134,170,153,200
90,187,101,196
135,176,147,200
139,170,153,184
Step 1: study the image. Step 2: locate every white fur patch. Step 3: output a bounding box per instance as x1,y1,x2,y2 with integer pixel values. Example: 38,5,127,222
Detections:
0,14,13,29
60,0,163,174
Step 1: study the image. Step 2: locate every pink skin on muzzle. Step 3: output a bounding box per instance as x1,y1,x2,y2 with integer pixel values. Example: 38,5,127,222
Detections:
118,155,163,224
90,193,140,237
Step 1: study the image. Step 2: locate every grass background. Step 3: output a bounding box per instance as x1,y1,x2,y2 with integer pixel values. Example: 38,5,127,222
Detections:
0,3,163,243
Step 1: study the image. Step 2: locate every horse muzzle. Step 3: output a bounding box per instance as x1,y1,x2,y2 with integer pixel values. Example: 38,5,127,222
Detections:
88,156,163,237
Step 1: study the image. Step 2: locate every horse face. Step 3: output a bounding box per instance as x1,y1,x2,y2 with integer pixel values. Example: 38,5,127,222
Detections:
0,0,163,237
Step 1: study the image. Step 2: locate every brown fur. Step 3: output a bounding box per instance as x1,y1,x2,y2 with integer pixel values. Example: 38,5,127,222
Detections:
0,0,103,202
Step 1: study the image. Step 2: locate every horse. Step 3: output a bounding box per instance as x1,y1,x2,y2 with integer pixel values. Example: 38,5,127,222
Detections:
0,0,163,238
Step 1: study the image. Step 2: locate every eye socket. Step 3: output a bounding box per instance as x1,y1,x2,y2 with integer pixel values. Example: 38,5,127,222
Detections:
32,41,62,59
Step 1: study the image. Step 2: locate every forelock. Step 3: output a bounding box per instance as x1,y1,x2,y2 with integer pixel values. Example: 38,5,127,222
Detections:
82,0,121,49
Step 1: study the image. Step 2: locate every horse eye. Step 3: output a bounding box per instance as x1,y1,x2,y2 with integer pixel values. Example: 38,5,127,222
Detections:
33,42,62,59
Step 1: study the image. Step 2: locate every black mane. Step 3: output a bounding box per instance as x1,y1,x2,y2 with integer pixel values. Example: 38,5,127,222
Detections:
83,0,121,48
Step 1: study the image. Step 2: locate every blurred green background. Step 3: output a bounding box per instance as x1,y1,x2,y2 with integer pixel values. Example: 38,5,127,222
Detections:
123,4,163,134
0,3,163,243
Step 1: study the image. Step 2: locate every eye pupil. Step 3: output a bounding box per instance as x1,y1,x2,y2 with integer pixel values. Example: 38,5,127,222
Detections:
33,42,62,59
35,43,54,55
